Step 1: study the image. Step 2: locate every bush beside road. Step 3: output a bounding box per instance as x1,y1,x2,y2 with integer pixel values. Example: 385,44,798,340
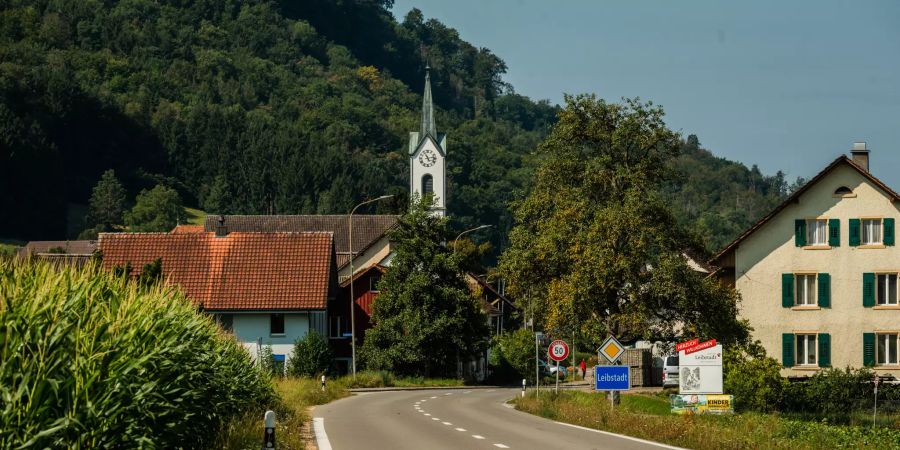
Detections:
514,390,900,450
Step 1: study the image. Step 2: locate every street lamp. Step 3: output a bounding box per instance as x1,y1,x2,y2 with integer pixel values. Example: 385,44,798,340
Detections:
453,224,492,250
349,195,393,378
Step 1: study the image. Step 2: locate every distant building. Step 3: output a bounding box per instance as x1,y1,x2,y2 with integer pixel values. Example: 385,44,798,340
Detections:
17,240,97,266
712,143,900,377
98,230,337,369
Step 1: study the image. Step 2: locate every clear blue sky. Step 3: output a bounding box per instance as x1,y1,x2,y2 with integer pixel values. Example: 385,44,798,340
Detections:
392,0,900,187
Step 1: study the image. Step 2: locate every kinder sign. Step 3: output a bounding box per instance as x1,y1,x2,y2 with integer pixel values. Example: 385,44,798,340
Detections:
677,340,723,395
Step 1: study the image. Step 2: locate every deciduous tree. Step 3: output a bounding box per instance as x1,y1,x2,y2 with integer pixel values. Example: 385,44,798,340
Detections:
499,95,749,346
125,184,187,232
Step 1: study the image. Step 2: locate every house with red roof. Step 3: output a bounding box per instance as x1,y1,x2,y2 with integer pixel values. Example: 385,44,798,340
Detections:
99,229,338,371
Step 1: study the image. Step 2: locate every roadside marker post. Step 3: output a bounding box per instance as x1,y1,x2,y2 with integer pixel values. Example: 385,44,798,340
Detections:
321,374,326,392
522,378,526,398
263,410,276,449
874,374,880,427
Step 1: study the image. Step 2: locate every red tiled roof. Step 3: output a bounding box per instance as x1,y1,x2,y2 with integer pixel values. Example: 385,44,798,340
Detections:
98,232,334,310
171,224,204,234
203,215,397,267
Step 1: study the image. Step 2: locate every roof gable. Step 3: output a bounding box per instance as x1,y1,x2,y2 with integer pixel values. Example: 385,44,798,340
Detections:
712,155,900,265
99,231,335,310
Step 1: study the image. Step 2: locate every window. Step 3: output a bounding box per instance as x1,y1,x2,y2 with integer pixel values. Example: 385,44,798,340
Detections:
806,219,827,245
270,313,285,335
795,274,817,306
877,333,899,366
369,273,382,292
877,274,898,305
863,219,882,245
834,186,853,196
422,174,434,196
329,316,343,338
796,334,817,366
217,314,233,333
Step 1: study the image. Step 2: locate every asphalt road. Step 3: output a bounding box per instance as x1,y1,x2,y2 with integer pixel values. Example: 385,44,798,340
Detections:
313,388,681,450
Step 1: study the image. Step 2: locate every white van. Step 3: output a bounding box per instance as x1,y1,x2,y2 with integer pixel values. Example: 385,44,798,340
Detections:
662,354,679,387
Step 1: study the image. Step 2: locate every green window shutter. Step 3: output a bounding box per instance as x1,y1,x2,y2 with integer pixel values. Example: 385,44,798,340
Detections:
884,218,895,246
782,273,794,307
849,219,861,246
818,333,831,367
863,273,875,307
863,333,875,367
818,273,830,308
828,219,840,247
795,219,807,247
782,333,795,367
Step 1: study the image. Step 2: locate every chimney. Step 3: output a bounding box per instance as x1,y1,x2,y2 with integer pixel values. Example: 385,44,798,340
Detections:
851,142,869,172
215,215,228,237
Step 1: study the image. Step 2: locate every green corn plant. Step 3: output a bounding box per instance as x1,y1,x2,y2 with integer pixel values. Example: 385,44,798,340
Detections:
0,260,274,449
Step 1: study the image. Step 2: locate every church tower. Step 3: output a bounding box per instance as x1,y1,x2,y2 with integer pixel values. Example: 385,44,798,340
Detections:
408,67,447,217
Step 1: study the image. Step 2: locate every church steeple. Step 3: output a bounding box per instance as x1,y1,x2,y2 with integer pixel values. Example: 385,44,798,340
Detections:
420,65,436,139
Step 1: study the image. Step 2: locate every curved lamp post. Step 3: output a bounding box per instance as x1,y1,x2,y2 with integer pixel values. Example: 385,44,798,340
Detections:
453,224,492,250
349,195,393,378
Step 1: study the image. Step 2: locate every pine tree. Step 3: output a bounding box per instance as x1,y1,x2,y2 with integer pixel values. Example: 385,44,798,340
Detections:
81,169,126,238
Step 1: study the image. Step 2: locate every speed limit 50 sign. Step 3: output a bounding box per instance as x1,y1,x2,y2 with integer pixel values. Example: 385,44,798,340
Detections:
548,340,569,362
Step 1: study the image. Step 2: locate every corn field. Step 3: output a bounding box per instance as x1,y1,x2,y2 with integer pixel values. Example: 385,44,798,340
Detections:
0,260,274,449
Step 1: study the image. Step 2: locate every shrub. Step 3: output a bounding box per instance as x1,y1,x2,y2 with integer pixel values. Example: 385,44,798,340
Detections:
782,367,881,422
288,330,333,377
723,346,787,412
0,260,274,448
490,328,537,384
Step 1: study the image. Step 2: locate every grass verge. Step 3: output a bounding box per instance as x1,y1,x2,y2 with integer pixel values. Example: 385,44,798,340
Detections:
216,378,349,449
514,390,900,449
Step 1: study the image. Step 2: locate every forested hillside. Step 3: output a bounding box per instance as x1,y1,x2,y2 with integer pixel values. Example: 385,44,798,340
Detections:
0,0,796,254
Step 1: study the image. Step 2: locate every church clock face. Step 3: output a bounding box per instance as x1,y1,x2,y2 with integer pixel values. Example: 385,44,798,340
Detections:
418,148,437,167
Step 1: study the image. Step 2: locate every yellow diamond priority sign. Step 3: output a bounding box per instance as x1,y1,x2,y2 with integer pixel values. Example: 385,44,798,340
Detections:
598,336,625,364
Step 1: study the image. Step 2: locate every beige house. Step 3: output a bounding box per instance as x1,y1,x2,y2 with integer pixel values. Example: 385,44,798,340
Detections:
713,143,900,377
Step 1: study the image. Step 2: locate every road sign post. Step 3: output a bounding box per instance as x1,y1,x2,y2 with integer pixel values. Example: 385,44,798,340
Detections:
548,340,569,394
596,336,627,409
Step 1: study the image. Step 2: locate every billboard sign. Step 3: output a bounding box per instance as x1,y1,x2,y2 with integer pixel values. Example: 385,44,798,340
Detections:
678,343,723,394
670,394,734,415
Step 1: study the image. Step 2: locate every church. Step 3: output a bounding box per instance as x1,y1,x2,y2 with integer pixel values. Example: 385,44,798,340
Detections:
94,70,513,378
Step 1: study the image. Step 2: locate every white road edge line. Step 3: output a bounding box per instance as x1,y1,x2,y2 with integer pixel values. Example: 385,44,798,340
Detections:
553,421,685,450
493,444,509,449
313,418,332,450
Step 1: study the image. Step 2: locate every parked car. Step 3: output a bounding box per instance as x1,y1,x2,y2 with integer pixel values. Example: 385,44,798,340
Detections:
662,354,679,387
538,359,568,378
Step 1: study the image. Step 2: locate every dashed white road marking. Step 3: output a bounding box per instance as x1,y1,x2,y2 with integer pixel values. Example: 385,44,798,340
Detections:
442,421,452,425
444,392,452,395
313,418,332,450
472,435,486,440
464,391,472,394
424,413,431,416
430,396,437,399
493,445,510,449
487,389,496,392
432,417,440,421
455,428,467,432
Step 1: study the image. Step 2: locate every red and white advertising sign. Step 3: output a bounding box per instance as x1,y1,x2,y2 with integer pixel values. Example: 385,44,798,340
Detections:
684,339,717,355
548,340,570,362
676,339,699,352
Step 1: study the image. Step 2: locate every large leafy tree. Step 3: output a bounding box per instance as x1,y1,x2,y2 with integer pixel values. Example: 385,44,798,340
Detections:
360,196,489,377
125,185,187,232
499,95,749,346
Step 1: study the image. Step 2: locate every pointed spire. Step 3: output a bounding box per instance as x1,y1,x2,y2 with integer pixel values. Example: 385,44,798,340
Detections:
421,65,436,139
